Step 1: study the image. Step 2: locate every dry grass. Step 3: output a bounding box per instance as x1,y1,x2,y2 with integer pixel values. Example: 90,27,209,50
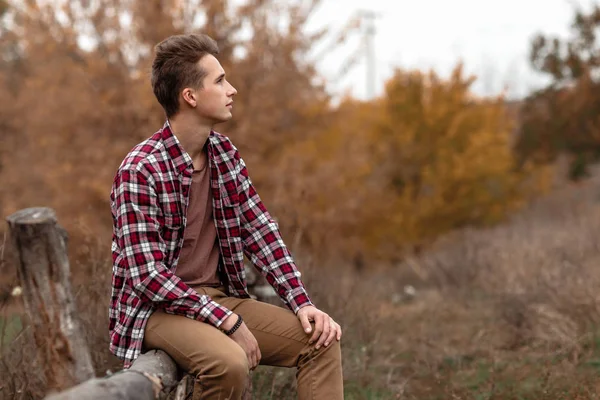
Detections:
4,175,600,398
376,174,600,398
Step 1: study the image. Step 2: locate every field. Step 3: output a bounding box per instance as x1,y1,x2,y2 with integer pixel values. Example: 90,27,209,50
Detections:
3,173,600,399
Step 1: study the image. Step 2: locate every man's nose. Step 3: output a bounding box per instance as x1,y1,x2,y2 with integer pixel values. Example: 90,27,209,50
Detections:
229,83,237,96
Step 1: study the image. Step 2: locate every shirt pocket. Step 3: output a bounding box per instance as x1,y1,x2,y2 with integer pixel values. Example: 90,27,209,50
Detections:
219,183,239,207
161,212,183,243
217,182,241,236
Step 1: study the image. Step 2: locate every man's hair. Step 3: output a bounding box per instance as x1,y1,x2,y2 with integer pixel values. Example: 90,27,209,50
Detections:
151,33,219,118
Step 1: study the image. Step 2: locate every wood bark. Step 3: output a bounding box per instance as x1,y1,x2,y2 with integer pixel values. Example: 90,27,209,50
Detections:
6,207,95,391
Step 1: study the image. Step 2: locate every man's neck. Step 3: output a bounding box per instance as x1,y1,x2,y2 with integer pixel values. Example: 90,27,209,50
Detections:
169,113,212,169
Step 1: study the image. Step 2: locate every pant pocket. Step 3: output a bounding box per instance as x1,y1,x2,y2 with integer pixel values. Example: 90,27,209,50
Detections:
192,286,208,296
192,286,230,302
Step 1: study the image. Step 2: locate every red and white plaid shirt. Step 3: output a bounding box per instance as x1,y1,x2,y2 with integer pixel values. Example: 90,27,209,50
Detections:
109,121,313,367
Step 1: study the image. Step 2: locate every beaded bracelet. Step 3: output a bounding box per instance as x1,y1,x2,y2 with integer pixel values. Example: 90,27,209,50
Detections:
223,315,243,336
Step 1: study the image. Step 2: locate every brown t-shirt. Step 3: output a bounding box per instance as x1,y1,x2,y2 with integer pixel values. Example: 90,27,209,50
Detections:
175,154,221,287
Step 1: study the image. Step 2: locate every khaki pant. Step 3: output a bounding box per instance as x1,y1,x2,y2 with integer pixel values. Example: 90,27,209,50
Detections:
143,286,343,400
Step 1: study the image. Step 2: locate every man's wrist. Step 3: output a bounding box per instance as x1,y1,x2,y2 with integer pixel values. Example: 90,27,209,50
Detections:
286,287,313,314
296,304,315,315
220,313,239,331
222,314,243,336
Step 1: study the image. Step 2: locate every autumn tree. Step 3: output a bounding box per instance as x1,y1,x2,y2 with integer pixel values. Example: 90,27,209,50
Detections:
0,0,19,215
0,0,332,250
272,96,382,262
0,0,550,265
270,64,551,261
365,65,543,254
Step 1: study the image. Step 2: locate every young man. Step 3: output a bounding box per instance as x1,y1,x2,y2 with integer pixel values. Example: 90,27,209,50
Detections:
109,33,343,399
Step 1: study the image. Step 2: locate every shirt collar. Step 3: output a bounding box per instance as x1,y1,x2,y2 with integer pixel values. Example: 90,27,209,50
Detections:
161,120,193,175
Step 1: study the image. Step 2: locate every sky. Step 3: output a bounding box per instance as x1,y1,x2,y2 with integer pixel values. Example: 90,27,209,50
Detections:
306,0,597,101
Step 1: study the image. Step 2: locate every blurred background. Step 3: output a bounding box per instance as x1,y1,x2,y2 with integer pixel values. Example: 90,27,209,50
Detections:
4,0,600,398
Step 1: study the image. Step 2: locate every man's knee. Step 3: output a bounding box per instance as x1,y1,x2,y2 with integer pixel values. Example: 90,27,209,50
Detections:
198,343,249,386
304,322,343,353
318,336,342,358
220,347,250,383
295,338,341,375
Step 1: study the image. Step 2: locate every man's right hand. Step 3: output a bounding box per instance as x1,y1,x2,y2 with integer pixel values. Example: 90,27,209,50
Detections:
221,314,261,369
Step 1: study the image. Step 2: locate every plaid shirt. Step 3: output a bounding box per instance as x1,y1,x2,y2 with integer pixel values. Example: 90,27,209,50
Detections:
109,121,313,367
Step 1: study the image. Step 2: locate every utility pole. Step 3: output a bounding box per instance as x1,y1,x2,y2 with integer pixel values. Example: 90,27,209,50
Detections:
329,9,382,100
358,10,380,99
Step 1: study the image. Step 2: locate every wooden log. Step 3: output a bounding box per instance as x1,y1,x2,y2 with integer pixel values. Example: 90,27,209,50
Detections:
45,349,254,400
6,207,95,391
172,374,191,400
44,350,179,400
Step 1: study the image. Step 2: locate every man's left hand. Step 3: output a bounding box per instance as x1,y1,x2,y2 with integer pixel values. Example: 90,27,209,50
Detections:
297,306,342,349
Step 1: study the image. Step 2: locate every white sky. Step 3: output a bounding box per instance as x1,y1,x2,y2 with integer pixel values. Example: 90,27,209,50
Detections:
307,0,597,100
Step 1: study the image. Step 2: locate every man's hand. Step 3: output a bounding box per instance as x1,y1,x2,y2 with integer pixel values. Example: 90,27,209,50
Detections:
221,314,261,370
297,306,342,350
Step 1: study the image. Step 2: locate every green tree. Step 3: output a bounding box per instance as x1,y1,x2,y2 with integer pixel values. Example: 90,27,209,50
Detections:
517,5,600,179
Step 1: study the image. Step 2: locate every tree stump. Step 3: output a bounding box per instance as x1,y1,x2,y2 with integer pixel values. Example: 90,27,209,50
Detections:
6,207,95,391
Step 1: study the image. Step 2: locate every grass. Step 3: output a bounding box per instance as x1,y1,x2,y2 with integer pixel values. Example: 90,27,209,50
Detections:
0,314,22,346
343,383,397,400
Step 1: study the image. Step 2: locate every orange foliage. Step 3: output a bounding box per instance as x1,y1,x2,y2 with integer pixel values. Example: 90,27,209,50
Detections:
277,66,552,260
0,0,548,265
0,0,327,243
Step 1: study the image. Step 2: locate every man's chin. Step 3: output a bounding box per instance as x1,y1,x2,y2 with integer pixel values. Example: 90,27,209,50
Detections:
212,114,233,125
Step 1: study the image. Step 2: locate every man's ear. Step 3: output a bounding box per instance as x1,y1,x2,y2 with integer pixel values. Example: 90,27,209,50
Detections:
181,88,197,108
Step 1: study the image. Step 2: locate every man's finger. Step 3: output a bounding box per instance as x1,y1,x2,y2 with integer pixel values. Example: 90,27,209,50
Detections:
257,346,262,365
316,317,331,349
336,323,342,340
299,312,312,334
310,313,325,344
324,320,337,347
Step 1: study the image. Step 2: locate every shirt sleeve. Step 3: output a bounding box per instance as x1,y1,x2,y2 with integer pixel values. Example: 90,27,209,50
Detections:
112,165,232,327
235,155,314,313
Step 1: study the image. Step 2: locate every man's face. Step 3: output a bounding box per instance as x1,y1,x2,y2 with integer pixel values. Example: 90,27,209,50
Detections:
191,54,237,124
